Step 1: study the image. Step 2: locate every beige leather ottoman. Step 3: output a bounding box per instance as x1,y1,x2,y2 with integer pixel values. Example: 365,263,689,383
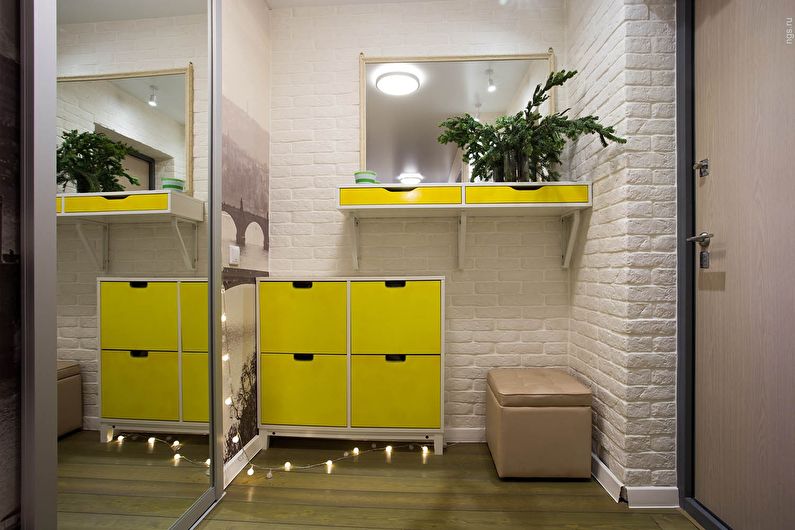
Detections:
58,360,83,437
486,368,592,478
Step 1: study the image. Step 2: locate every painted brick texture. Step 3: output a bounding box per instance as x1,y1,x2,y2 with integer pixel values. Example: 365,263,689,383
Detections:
565,0,677,487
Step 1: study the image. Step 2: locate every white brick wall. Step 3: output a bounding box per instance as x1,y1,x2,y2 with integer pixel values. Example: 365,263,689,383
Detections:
56,14,209,429
565,0,677,487
269,0,567,438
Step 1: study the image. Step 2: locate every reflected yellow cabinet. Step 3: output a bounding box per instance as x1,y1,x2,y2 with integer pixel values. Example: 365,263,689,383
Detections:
257,277,445,453
98,278,209,437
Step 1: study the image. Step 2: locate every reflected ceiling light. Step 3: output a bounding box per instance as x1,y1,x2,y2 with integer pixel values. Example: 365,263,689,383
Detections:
376,72,420,96
474,102,482,122
148,85,158,107
486,69,496,93
397,172,424,185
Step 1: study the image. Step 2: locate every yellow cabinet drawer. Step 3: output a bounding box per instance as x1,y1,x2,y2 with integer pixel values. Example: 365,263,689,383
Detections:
182,352,209,423
339,186,462,206
56,196,63,213
351,355,441,429
100,281,179,351
260,353,347,427
465,184,589,205
351,280,441,354
259,281,346,354
64,192,169,213
101,350,179,421
180,282,208,352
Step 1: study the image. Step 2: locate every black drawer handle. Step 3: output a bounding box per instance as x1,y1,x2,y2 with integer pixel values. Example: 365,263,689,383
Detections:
130,350,149,358
384,187,417,193
292,281,313,289
508,185,545,191
103,194,131,200
385,354,406,362
384,280,406,288
129,281,148,288
293,354,314,361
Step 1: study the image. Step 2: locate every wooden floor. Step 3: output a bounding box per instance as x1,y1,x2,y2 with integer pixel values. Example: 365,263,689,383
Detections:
199,438,698,530
57,430,212,529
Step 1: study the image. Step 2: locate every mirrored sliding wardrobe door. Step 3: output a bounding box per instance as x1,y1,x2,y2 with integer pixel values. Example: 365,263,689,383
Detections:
54,0,219,527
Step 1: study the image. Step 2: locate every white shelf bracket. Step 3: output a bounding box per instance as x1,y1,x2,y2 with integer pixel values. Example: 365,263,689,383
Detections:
351,215,360,271
457,212,467,270
171,218,198,271
75,221,108,272
561,209,581,269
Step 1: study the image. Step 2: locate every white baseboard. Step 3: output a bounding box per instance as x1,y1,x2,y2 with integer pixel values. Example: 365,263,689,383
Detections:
445,427,485,443
591,453,622,502
624,486,680,509
223,434,265,488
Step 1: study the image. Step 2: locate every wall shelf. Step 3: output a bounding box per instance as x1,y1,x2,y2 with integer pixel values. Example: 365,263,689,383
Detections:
336,182,591,270
56,190,205,272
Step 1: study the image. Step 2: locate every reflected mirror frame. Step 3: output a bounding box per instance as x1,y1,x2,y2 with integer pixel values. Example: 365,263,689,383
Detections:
358,50,557,172
57,64,196,196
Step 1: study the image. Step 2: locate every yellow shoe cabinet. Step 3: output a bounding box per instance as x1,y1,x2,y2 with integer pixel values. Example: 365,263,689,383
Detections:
257,277,445,454
98,278,208,442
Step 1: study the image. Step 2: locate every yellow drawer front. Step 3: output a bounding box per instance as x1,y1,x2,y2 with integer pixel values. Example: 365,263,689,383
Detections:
100,281,178,351
465,184,589,204
260,353,347,427
64,192,169,213
101,350,179,421
180,282,208,352
259,281,346,354
182,352,209,423
56,197,63,213
339,186,461,206
351,280,441,354
352,355,441,428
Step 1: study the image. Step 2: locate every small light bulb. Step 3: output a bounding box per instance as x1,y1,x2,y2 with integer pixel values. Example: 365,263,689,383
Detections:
174,453,181,461
148,437,155,444
352,447,359,456
385,445,393,454
224,397,233,406
172,440,180,448
343,451,349,457
205,458,211,466
266,470,273,479
232,434,240,444
284,461,292,471
221,313,227,323
422,445,429,454
116,435,124,442
326,460,333,466
371,442,377,449
247,466,254,476
222,353,230,362
488,83,497,93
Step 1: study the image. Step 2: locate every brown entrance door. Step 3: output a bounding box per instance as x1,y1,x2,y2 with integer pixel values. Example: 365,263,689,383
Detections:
693,1,795,528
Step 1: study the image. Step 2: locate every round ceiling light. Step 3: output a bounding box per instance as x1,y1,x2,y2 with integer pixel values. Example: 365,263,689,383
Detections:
376,72,420,96
397,172,424,185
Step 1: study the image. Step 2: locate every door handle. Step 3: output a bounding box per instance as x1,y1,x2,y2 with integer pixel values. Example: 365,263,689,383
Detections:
686,232,713,247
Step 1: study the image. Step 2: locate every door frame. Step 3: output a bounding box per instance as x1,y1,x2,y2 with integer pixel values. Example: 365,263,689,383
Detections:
675,2,729,528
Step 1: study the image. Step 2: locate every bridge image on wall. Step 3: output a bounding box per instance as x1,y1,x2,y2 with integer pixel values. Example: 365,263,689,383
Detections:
223,198,269,250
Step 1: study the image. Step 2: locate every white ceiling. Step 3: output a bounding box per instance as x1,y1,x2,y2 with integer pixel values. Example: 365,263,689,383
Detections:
366,59,549,183
57,0,206,24
110,74,186,125
266,0,428,8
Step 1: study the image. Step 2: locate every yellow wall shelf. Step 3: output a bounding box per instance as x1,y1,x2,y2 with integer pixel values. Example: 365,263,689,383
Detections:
337,182,591,270
56,190,205,271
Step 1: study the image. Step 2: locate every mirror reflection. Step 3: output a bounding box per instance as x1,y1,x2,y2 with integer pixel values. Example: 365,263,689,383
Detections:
55,0,211,527
365,56,553,183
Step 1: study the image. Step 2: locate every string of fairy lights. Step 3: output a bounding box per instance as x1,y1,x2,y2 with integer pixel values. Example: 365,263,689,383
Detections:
108,288,437,478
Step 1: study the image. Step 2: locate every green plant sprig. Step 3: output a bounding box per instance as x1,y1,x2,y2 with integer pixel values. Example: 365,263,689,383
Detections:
438,69,626,182
57,130,139,193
